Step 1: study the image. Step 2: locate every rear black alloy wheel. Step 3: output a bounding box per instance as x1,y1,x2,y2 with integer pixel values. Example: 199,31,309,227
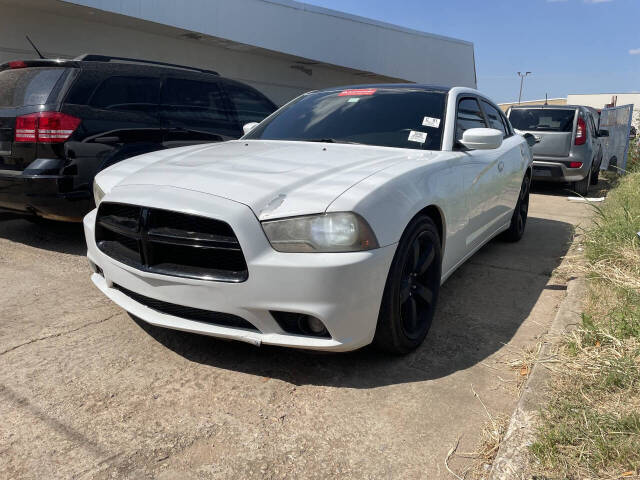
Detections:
374,216,441,354
503,174,530,242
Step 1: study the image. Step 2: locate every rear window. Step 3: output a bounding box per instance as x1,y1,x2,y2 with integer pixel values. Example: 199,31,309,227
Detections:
0,67,65,107
225,84,276,124
90,76,160,110
508,108,576,132
161,78,231,121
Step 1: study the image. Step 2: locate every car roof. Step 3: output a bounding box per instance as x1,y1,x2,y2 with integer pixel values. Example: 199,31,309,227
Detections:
0,56,220,78
509,104,584,110
313,83,453,94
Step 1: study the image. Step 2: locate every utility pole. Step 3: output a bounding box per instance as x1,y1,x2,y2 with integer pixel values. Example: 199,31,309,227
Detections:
517,72,531,104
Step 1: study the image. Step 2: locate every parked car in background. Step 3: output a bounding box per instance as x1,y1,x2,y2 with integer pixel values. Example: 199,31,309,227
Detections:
507,105,608,195
0,55,277,221
87,84,532,354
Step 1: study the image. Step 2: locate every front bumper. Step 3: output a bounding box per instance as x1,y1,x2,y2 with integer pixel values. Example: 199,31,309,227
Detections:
84,185,397,352
532,156,590,183
0,171,92,221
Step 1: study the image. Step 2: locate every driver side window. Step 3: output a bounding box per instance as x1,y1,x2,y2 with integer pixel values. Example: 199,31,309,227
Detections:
481,100,508,138
456,98,487,142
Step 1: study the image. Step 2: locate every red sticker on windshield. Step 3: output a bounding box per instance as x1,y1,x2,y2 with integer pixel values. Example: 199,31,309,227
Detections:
338,88,377,96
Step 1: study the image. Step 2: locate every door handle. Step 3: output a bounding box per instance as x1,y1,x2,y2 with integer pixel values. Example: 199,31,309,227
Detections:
94,136,121,144
498,161,505,172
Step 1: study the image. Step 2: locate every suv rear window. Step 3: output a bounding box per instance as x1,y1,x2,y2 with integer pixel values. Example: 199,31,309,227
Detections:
225,84,275,124
90,76,160,110
509,109,576,132
0,67,65,107
161,78,230,121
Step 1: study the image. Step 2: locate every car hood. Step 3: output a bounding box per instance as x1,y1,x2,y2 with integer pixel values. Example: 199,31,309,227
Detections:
104,140,436,220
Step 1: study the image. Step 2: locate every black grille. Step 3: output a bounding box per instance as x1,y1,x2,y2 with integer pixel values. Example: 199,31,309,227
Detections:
95,202,248,282
114,284,258,331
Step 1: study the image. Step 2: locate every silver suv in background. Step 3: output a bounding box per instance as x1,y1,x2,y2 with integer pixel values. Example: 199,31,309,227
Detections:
507,105,608,195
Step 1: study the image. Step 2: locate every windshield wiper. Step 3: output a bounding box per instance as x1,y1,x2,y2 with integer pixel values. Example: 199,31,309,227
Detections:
304,138,362,145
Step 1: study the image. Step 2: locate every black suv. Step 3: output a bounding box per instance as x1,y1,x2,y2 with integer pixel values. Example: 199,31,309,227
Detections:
0,55,277,221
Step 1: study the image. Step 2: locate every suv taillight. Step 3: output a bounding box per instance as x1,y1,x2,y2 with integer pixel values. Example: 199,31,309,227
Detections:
15,112,81,144
575,117,587,146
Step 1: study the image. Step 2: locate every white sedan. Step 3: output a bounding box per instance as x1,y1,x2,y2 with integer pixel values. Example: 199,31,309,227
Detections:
86,85,532,354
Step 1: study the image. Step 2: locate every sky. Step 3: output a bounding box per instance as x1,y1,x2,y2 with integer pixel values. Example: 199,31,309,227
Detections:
303,0,640,103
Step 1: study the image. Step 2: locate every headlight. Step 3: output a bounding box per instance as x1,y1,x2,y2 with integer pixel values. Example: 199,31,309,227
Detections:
93,180,106,206
262,212,379,253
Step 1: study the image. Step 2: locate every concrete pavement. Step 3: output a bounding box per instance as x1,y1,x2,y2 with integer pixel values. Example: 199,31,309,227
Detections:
0,183,599,479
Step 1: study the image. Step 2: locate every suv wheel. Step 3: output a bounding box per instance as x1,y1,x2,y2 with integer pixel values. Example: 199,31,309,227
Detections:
572,170,591,196
590,161,601,185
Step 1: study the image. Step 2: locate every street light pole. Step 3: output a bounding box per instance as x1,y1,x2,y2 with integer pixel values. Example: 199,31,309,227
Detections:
517,71,531,104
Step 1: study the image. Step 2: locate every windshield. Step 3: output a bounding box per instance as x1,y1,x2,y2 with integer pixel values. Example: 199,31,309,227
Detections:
0,67,66,108
508,108,576,132
245,88,447,150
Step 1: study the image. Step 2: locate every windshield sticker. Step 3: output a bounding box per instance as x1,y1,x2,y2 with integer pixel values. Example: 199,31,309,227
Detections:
338,88,377,96
422,116,441,128
347,97,360,103
408,130,428,143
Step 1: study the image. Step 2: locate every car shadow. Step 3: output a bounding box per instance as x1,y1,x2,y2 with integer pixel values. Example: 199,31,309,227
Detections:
135,214,575,388
0,215,86,256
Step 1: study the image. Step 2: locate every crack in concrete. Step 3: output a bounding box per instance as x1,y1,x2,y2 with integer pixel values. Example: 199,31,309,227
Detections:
0,313,120,356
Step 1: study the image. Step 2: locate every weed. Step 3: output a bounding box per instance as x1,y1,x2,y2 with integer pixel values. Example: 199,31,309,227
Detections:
530,171,640,478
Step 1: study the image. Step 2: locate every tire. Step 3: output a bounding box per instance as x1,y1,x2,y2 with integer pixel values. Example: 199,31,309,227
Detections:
590,165,600,185
572,170,590,196
373,215,442,354
502,174,530,242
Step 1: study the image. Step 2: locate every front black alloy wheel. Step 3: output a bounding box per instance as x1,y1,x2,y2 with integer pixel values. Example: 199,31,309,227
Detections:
374,215,442,354
503,174,530,242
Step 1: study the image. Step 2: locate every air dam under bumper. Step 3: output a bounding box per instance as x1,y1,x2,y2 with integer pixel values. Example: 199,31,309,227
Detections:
84,186,397,352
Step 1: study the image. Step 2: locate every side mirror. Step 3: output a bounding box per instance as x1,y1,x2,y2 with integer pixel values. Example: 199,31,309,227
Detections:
242,122,259,135
522,132,537,148
597,129,609,137
459,128,503,150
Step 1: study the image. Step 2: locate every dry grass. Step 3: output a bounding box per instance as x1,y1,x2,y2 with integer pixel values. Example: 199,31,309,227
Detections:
529,166,640,479
445,387,511,479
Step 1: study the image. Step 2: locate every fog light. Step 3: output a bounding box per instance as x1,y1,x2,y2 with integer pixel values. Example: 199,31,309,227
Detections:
270,311,331,338
306,316,328,336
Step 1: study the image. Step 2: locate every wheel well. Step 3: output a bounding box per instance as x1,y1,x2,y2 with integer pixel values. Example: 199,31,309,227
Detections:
416,205,444,247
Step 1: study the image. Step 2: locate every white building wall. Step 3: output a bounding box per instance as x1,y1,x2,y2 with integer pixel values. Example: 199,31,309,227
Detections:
0,3,403,105
0,0,476,106
64,0,477,89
